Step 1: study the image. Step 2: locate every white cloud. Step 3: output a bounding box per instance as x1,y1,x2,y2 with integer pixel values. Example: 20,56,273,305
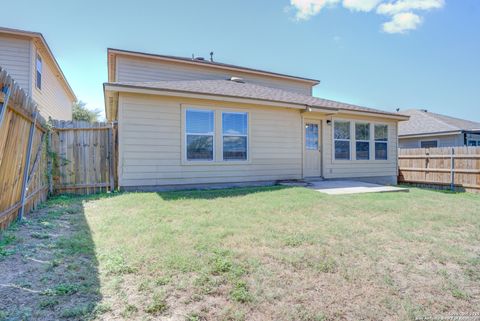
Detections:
377,0,444,15
290,0,340,20
342,0,383,12
288,0,444,33
382,12,423,33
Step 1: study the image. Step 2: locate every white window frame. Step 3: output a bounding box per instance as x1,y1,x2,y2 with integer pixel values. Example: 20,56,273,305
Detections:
355,122,370,160
35,54,42,90
185,108,215,162
221,111,249,162
420,140,439,148
333,120,351,161
374,124,389,160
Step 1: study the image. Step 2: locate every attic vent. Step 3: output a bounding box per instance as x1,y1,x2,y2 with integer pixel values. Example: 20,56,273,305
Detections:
194,57,205,61
229,77,245,83
420,109,428,112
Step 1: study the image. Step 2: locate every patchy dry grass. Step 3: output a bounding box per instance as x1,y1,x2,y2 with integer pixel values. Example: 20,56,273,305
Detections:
0,187,479,320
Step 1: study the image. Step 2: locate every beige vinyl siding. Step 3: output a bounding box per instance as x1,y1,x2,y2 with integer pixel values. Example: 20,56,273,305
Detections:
322,115,398,179
0,35,31,92
31,43,72,120
399,134,464,148
118,93,302,187
116,56,312,95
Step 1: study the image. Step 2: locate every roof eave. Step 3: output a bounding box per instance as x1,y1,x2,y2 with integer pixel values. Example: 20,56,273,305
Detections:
399,130,463,139
104,83,406,121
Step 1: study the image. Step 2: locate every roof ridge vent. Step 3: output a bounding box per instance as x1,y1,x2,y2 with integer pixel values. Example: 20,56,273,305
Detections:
229,77,245,83
420,109,428,113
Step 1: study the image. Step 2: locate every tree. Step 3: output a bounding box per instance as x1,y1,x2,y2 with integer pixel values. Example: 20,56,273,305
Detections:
72,101,101,122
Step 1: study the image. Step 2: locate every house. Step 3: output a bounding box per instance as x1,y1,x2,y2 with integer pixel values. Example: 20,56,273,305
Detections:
398,109,480,148
0,27,76,120
104,48,409,190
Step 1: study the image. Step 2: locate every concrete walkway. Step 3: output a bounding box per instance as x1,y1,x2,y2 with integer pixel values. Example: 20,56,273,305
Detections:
308,180,409,195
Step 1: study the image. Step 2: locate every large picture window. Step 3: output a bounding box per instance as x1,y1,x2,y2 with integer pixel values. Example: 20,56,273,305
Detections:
334,121,351,160
374,124,388,160
186,109,214,161
222,112,248,160
355,123,370,160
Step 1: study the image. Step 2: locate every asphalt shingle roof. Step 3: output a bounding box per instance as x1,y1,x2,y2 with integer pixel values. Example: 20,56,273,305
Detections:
398,109,480,136
108,79,403,118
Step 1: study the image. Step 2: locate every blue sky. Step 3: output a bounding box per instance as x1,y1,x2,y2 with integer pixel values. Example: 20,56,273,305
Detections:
4,0,479,120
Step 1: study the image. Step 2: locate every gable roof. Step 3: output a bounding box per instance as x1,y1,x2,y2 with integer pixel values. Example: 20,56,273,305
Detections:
107,48,320,85
398,109,480,137
0,26,77,101
104,79,408,120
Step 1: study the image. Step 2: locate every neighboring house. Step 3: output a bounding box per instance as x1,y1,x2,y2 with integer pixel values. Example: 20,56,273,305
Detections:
398,109,480,148
0,27,76,120
104,48,409,190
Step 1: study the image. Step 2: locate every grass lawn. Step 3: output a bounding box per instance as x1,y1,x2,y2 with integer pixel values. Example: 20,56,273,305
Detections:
0,186,479,320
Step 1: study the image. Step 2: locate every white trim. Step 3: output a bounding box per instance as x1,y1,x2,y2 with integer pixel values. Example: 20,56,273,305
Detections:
399,131,462,139
221,111,249,162
355,122,370,160
184,108,215,162
374,124,389,160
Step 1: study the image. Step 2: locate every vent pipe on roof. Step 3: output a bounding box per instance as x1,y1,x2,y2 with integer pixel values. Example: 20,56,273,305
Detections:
229,77,245,83
420,109,428,112
210,51,214,62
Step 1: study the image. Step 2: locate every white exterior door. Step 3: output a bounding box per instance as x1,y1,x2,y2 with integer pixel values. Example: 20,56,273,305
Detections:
304,120,322,178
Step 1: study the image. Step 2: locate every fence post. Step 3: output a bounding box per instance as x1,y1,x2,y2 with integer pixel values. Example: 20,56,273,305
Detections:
450,147,455,191
18,109,38,221
108,124,115,193
47,129,54,195
0,78,13,128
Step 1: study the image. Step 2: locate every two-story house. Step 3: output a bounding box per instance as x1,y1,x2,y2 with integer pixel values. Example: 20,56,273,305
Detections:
0,27,76,120
104,48,409,190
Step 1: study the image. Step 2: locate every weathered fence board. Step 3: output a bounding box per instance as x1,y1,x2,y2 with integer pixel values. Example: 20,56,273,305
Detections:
398,147,480,193
0,67,48,229
51,120,115,195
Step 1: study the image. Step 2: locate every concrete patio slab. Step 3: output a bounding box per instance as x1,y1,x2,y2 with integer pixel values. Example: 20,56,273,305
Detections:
308,180,409,195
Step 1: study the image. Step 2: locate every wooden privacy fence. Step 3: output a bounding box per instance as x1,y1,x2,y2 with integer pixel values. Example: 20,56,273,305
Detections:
50,120,116,195
398,147,480,193
1,67,117,230
0,67,48,229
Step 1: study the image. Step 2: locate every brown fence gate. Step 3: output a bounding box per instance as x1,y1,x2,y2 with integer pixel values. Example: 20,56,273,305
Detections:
50,120,116,195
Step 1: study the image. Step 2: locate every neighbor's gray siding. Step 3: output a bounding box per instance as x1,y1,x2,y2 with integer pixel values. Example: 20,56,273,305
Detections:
116,56,312,95
0,35,31,92
117,93,303,187
399,134,464,148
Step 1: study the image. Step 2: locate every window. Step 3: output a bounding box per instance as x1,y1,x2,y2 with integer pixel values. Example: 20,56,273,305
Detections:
355,123,370,160
305,123,319,150
420,140,438,148
186,109,214,161
222,112,248,160
468,140,478,146
374,124,388,160
334,121,350,160
35,55,42,90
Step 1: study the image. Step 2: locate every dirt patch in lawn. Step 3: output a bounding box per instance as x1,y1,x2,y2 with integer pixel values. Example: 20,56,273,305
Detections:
0,197,102,320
